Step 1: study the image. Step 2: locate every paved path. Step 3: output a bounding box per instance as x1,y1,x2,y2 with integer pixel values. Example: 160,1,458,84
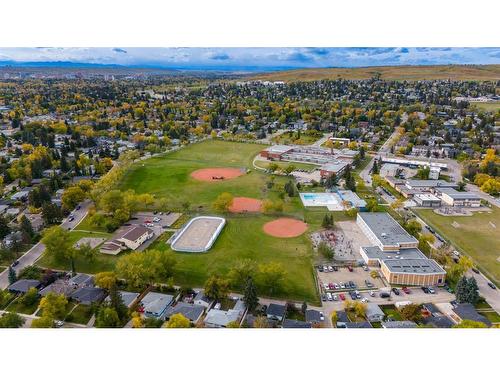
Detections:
0,200,93,290
311,133,331,147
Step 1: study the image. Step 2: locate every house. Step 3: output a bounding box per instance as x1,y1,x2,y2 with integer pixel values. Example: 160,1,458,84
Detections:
341,321,373,328
8,279,40,294
451,303,491,327
381,321,418,328
305,309,322,324
100,240,126,255
69,273,94,287
423,315,455,328
141,292,174,320
104,291,140,308
164,302,205,323
365,303,385,322
204,309,242,328
193,290,213,309
11,187,32,201
244,314,277,328
119,226,154,250
39,279,79,297
266,303,287,321
71,287,106,305
282,319,312,328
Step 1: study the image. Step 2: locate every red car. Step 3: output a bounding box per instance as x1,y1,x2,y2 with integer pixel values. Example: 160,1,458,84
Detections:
347,265,353,272
402,286,411,294
339,293,345,301
328,282,335,290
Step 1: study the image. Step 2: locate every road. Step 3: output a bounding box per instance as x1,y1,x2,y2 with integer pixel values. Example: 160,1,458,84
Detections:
0,199,93,290
311,133,331,147
466,182,500,208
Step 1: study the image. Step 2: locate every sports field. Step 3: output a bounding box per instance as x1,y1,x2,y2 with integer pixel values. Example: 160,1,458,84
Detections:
416,207,500,285
119,140,321,302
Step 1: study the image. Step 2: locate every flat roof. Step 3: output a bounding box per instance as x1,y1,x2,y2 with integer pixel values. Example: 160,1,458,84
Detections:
438,188,481,200
361,246,426,261
358,212,418,246
321,161,348,172
264,145,294,154
414,193,441,202
406,180,458,189
383,258,446,274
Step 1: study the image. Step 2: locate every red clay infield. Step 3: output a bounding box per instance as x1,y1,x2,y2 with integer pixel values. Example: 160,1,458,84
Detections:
190,167,244,182
229,197,263,213
263,218,308,238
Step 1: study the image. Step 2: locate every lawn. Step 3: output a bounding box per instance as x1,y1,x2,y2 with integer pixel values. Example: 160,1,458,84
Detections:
415,207,500,285
149,214,319,302
120,140,290,209
271,131,322,145
472,101,500,113
65,304,94,325
479,311,500,323
6,296,40,315
381,305,402,321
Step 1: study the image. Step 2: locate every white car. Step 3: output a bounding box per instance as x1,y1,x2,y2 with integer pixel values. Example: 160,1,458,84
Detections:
319,312,325,321
323,265,329,272
339,282,345,289
332,294,338,301
361,298,368,303
326,293,333,301
369,290,375,297
328,266,334,272
153,217,161,222
333,283,340,289
323,283,329,290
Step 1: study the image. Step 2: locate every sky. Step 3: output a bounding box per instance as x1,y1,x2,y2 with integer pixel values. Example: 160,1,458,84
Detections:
0,48,499,71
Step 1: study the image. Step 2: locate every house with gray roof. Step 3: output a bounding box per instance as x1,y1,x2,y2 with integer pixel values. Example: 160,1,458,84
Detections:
165,302,205,323
8,279,40,294
104,291,140,308
451,303,491,327
365,303,385,322
266,303,287,321
203,308,241,328
141,292,174,320
382,320,418,328
70,287,106,305
193,290,213,308
282,319,312,328
305,309,322,324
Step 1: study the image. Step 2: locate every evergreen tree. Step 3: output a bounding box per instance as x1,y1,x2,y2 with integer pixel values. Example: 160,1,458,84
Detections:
359,147,365,160
465,277,479,305
109,284,129,323
20,215,35,243
455,275,468,303
301,301,308,314
8,266,17,285
371,159,379,174
243,276,259,312
0,215,10,240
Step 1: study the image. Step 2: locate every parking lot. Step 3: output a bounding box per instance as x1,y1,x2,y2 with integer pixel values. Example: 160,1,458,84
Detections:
128,211,181,236
317,265,386,296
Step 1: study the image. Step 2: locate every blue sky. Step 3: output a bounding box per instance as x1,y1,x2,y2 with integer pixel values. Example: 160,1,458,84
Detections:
0,48,498,70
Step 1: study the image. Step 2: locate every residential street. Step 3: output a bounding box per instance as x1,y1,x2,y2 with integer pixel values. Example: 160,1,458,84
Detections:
0,200,93,289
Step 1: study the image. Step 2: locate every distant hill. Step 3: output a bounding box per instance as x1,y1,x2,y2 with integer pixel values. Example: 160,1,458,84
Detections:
250,64,500,82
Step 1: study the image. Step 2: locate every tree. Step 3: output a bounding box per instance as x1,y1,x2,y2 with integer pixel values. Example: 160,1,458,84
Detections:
41,226,74,262
371,159,379,174
95,306,121,328
258,262,287,294
465,277,479,305
41,203,63,225
399,304,422,322
243,276,259,312
365,198,380,212
31,316,55,328
0,215,10,239
38,292,68,320
204,275,230,301
454,320,487,328
0,312,25,328
19,215,35,242
20,287,39,307
318,241,334,260
79,243,98,263
283,164,296,175
62,186,87,211
212,192,234,213
108,285,129,323
95,271,118,290
226,321,240,328
143,317,164,328
324,173,338,189
268,163,279,173
165,313,191,328
131,312,144,328
253,316,269,328
8,266,16,285
322,214,334,229
284,180,296,197
301,301,308,314
116,249,176,288
330,311,338,326
228,259,257,289
404,219,422,237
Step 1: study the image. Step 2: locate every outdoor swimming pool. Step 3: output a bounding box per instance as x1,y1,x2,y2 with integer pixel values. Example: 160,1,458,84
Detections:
300,193,340,207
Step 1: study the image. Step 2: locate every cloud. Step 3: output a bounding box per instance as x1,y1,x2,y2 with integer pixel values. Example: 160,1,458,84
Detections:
305,48,330,56
112,48,127,54
398,47,409,53
208,52,230,60
284,52,314,62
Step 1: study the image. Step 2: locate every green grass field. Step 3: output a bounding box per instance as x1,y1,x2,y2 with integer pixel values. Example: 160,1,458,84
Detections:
251,64,500,82
416,207,500,285
472,101,500,113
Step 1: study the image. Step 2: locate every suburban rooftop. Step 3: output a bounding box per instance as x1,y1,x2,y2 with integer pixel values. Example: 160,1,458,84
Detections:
383,258,446,274
358,212,418,246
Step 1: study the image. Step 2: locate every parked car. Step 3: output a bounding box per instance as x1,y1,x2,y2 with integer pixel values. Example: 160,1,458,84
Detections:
319,312,325,321
321,294,327,302
317,265,323,272
333,283,339,289
11,260,19,267
347,265,353,272
76,205,81,210
327,293,333,301
355,290,361,299
68,216,75,222
323,283,329,290
472,268,480,274
339,293,345,301
328,282,335,290
332,266,338,271
428,287,436,294
328,266,334,272
362,265,369,271
421,286,430,294
349,291,357,300
402,287,411,294
332,294,338,301
380,292,390,298
369,290,375,297
54,320,64,328
365,280,373,288
361,298,368,303
339,282,345,289
323,265,329,272
487,282,497,290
